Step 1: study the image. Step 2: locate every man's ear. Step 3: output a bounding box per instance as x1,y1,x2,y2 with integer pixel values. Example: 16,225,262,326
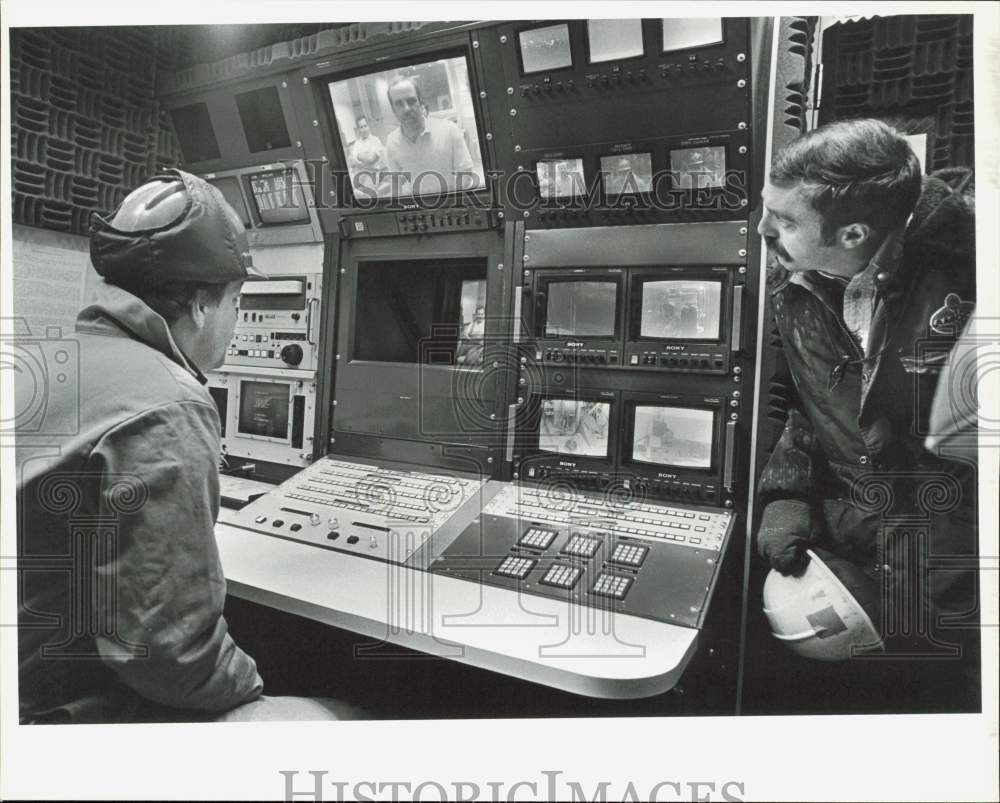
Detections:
188,289,210,330
838,222,873,251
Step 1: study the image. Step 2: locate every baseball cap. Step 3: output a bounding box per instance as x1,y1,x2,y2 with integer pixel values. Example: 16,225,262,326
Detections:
89,168,268,285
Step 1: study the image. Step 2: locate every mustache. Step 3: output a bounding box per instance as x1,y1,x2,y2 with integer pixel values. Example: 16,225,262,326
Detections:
764,236,791,262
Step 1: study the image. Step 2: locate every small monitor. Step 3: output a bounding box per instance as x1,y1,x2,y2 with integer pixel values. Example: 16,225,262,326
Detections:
519,23,573,73
601,153,653,196
670,145,727,189
536,158,587,199
235,86,292,153
661,18,724,52
539,399,611,458
545,280,618,338
588,19,645,63
631,405,714,468
247,168,310,225
238,381,290,440
206,176,251,228
639,279,722,340
169,102,220,163
326,54,485,200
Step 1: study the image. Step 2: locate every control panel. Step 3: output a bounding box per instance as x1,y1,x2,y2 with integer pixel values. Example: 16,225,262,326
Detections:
339,209,501,239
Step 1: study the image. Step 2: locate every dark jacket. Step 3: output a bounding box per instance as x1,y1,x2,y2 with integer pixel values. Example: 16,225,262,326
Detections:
16,282,263,723
756,169,977,631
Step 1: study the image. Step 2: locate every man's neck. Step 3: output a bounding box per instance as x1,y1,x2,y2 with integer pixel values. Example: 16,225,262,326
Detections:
402,122,426,143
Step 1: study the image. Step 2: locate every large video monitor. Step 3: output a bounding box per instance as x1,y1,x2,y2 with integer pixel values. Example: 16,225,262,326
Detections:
326,54,486,201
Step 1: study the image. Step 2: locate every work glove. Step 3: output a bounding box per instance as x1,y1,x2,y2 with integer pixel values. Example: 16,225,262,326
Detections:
757,498,815,576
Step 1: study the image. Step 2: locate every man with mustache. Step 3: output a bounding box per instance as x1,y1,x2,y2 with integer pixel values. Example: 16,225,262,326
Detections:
384,76,476,196
755,119,979,709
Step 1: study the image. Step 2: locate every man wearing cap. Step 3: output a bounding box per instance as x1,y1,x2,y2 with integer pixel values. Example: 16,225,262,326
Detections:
15,170,358,723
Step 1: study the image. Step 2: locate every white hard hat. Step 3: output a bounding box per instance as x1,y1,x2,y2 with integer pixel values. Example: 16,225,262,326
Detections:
763,549,884,661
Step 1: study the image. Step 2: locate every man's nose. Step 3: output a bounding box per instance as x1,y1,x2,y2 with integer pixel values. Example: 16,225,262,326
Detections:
757,210,776,238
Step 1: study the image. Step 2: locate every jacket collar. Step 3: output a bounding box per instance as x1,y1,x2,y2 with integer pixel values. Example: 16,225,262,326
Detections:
75,281,207,384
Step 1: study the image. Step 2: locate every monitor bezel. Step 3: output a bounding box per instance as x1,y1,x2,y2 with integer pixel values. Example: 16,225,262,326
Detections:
523,389,620,472
244,165,312,227
584,18,649,66
235,377,295,445
659,17,727,55
532,268,625,342
619,393,725,476
514,21,577,76
627,265,733,346
318,47,492,211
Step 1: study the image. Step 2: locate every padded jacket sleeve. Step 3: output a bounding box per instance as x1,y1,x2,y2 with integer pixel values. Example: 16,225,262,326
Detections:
88,399,263,712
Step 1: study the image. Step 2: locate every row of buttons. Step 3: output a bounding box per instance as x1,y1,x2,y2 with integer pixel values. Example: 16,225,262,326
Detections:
630,353,724,369
397,212,481,232
493,557,634,601
230,348,275,358
542,350,619,365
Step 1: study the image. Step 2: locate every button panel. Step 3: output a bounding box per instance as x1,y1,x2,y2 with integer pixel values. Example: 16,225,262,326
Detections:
494,555,537,580
539,564,583,590
590,573,633,600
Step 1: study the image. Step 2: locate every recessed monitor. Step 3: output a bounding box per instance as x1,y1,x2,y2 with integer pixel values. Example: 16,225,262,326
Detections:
519,23,573,73
169,102,220,163
545,280,618,337
631,405,713,468
639,279,722,340
247,167,310,225
539,399,611,458
238,381,290,440
353,258,488,364
235,86,291,153
670,145,727,189
601,153,653,195
588,19,645,63
206,176,251,228
536,158,586,199
661,18,724,52
327,55,485,200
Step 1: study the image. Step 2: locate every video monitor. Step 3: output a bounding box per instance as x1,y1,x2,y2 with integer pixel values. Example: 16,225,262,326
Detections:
519,23,573,74
539,398,611,458
544,280,618,338
661,18,724,52
169,102,220,163
587,19,645,63
536,158,587,199
327,55,485,200
639,279,722,340
631,405,714,468
247,168,310,225
600,153,653,196
238,381,290,440
353,258,488,364
670,145,727,189
235,86,291,153
206,176,251,228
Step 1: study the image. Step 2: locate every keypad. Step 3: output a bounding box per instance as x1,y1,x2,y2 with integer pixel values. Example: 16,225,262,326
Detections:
590,573,633,600
610,543,648,568
562,533,603,559
539,564,583,589
518,527,558,550
494,556,536,580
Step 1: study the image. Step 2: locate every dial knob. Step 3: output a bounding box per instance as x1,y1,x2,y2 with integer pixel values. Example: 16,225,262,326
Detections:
281,344,304,366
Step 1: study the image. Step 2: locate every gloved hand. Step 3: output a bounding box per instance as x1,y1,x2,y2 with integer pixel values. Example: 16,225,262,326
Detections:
757,498,814,576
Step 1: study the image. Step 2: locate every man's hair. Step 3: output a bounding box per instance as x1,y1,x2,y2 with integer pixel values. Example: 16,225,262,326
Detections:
113,277,229,324
770,118,922,242
386,75,422,107
356,115,368,126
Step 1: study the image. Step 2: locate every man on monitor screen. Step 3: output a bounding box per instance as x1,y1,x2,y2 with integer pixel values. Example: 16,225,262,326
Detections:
347,114,388,194
15,170,362,723
384,76,477,195
756,118,978,709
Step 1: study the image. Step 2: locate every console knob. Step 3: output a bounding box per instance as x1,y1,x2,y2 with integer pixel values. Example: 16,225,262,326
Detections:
280,344,304,366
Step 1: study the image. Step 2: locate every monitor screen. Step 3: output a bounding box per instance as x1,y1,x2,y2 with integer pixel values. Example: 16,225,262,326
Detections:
545,280,618,338
631,405,714,468
354,258,488,364
671,145,727,189
207,176,250,228
539,399,611,458
247,168,310,225
640,279,722,340
519,23,573,73
238,381,290,439
587,19,645,63
327,55,485,200
536,158,587,199
600,153,653,195
661,18,724,52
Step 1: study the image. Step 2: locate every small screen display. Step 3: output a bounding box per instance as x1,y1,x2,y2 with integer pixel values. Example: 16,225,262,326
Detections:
632,406,714,468
207,176,250,228
539,399,611,458
545,281,617,337
247,168,310,225
601,153,653,195
327,55,485,199
238,381,290,439
456,278,488,367
671,145,727,189
587,19,645,63
662,18,724,52
519,24,573,73
536,158,587,199
640,280,722,340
